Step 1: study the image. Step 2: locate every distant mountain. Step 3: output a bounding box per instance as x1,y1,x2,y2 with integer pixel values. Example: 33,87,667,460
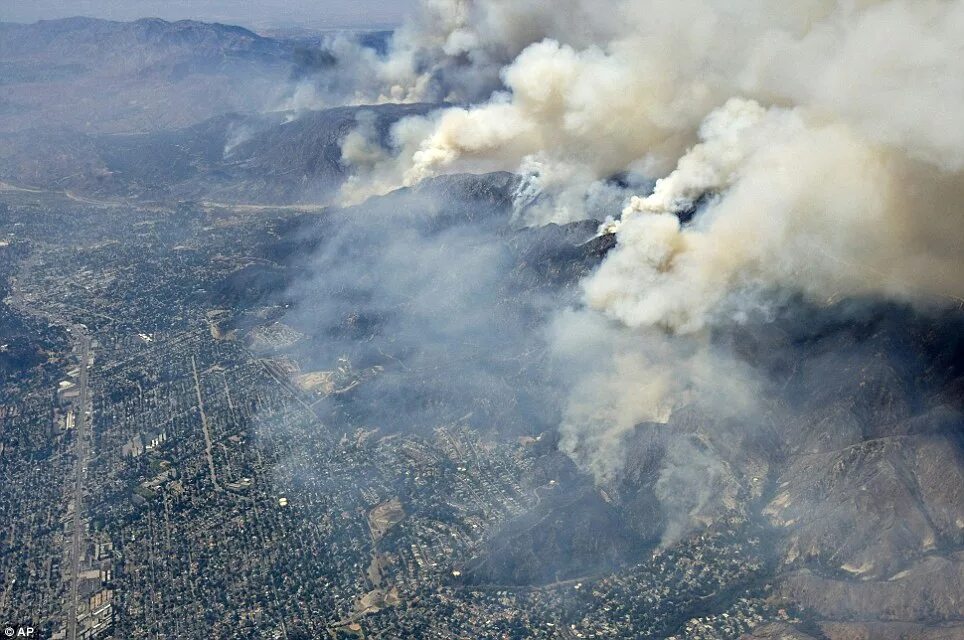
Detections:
0,17,386,135
0,17,287,61
0,17,434,202
0,102,440,204
0,17,295,134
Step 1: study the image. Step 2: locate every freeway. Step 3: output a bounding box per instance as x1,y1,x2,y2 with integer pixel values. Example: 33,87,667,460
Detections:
66,328,92,640
191,356,221,492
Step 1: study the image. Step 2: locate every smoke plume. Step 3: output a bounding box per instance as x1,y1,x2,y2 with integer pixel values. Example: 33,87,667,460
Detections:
330,0,964,520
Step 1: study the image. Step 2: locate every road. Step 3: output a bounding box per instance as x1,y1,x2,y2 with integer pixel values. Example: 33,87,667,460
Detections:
191,356,221,492
66,328,92,640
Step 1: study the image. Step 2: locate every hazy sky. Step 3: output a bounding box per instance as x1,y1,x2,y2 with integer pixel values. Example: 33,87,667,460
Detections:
0,0,418,29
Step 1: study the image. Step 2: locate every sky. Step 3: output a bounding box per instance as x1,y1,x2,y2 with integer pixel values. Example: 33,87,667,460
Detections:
0,0,418,29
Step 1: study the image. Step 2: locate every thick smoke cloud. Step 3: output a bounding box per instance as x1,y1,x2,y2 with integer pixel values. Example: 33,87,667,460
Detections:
316,0,964,540
550,308,762,483
591,98,964,333
344,0,964,295
287,0,619,110
371,0,625,104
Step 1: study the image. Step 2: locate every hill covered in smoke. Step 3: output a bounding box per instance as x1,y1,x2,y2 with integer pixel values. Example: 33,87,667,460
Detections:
293,0,964,633
327,0,964,475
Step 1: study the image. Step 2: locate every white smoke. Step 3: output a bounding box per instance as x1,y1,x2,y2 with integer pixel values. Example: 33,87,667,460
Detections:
378,0,627,103
591,99,964,333
345,0,964,312
551,310,762,483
